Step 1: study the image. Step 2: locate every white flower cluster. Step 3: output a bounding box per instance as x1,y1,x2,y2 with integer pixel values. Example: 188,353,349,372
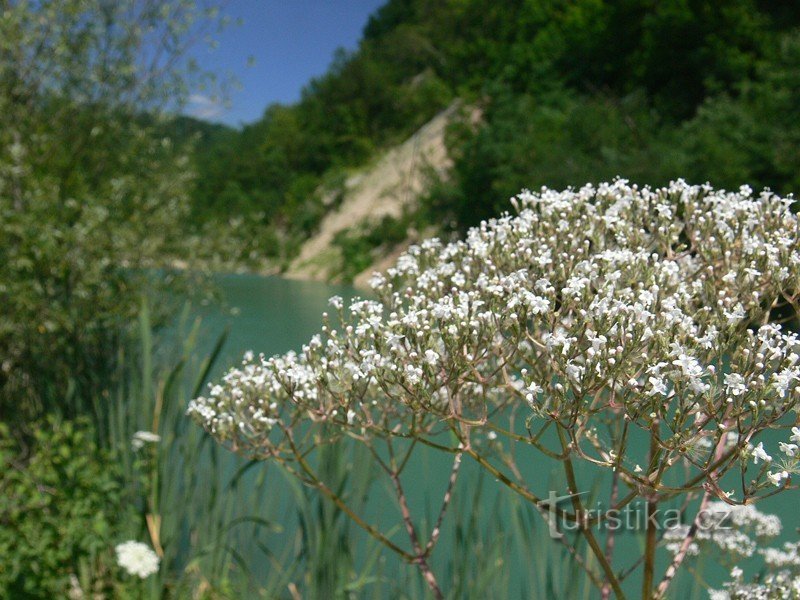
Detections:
761,541,800,568
115,540,160,578
711,568,800,599
664,502,782,558
667,502,800,600
188,180,800,494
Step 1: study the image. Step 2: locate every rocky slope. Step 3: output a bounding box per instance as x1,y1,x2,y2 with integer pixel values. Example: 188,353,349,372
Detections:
285,102,462,284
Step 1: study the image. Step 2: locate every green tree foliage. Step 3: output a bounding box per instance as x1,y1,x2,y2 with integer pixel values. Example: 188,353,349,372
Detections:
419,0,800,230
426,88,669,227
0,0,221,420
192,0,800,238
673,31,800,193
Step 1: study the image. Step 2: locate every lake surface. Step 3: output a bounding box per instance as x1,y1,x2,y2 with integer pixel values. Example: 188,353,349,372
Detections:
195,273,361,373
177,273,800,598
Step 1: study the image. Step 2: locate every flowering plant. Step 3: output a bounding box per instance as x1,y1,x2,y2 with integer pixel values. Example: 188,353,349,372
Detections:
115,541,160,579
189,180,800,598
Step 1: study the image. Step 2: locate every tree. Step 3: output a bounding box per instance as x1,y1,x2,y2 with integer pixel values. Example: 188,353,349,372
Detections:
190,180,800,598
0,0,224,421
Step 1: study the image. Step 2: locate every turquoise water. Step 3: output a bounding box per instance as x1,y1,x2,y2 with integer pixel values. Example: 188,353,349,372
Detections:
178,273,800,598
194,274,361,373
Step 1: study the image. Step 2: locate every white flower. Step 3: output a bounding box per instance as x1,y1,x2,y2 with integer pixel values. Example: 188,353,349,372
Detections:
524,382,543,409
527,295,550,315
760,541,800,567
724,304,746,325
767,470,789,486
724,373,746,397
405,364,423,385
772,368,798,398
791,427,800,445
565,362,585,382
424,349,440,366
752,442,772,465
647,375,668,396
672,354,707,393
115,541,160,578
779,442,798,457
132,431,161,451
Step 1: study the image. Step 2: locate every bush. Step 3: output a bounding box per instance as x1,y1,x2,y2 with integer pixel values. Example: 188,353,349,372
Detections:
0,418,129,598
333,214,412,282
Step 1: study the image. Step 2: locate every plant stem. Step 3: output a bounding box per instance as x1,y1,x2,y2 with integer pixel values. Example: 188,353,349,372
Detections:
281,428,414,560
652,491,709,599
601,469,620,600
391,470,444,599
642,426,659,599
387,440,445,599
642,497,658,599
424,452,462,556
654,417,730,599
557,426,627,600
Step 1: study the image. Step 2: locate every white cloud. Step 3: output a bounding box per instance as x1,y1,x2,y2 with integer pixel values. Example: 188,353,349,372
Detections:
187,94,223,120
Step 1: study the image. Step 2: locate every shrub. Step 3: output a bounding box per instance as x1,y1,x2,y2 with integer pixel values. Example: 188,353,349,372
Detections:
0,418,129,598
333,214,411,282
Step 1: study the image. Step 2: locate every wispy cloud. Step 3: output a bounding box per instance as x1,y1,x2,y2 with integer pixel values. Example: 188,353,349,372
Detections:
187,94,224,120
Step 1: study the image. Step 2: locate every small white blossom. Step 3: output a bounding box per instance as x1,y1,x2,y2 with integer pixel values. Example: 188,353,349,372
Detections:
790,427,800,445
132,431,161,451
767,470,789,486
115,541,160,578
724,373,746,397
752,442,772,464
647,375,668,396
525,382,543,409
424,349,440,366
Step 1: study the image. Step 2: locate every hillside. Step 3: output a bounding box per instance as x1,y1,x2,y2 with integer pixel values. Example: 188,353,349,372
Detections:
285,102,458,282
186,0,800,281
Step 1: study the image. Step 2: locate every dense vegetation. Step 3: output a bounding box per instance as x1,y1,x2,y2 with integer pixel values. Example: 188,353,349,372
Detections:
0,0,215,421
190,0,800,254
0,2,246,597
3,0,800,596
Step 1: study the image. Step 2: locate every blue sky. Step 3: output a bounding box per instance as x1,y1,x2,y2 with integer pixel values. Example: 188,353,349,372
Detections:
186,0,386,127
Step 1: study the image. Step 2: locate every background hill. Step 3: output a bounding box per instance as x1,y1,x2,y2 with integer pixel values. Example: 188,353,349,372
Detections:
183,0,800,280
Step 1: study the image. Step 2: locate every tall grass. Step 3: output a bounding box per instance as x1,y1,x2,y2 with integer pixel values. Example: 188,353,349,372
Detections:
105,300,271,597
100,300,388,597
